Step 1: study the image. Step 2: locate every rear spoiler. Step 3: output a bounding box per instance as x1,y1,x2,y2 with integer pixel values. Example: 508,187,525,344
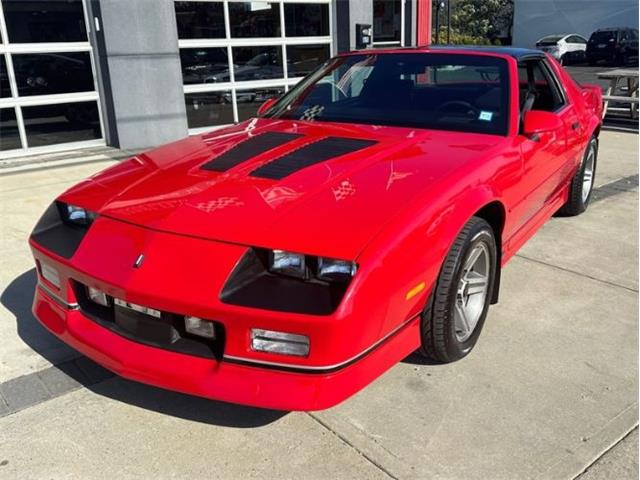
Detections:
580,83,604,118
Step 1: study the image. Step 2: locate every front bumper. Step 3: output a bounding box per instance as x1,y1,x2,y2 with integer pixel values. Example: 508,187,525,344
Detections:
33,283,419,410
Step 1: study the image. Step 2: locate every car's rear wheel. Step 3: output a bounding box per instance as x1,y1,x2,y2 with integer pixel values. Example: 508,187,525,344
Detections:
419,217,497,363
558,136,598,216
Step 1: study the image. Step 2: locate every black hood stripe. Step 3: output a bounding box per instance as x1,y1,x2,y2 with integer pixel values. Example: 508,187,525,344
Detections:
250,136,378,180
201,132,304,172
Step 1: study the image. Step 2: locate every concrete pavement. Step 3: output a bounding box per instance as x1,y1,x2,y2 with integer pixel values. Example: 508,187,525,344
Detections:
0,130,637,479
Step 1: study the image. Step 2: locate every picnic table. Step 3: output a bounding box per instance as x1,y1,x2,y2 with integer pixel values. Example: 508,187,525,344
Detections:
597,68,639,119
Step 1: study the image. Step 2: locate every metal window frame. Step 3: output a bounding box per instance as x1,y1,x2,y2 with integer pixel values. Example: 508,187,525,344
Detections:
177,0,333,133
0,0,106,159
372,0,405,48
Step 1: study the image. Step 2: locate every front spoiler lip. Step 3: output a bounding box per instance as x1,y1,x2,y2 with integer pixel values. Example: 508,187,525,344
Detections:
37,280,418,375
33,284,422,410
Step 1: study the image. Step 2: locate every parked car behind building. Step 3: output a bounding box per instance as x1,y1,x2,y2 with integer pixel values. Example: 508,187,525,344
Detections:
586,27,639,65
535,34,588,65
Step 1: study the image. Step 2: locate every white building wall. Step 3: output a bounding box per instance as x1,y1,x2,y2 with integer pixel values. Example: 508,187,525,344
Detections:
513,0,639,48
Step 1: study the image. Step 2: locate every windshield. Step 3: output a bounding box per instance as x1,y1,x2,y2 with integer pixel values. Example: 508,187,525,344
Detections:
264,53,510,136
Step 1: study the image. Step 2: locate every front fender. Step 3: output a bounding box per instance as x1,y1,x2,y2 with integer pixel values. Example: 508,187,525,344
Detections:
349,180,503,340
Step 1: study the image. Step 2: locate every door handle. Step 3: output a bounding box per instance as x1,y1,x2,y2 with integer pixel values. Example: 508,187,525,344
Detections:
571,122,580,130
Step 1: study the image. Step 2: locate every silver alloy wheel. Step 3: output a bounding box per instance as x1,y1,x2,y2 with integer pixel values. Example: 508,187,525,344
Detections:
582,145,595,203
454,242,490,342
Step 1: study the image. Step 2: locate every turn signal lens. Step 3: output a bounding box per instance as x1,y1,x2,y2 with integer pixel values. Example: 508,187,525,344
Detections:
87,286,110,307
40,262,60,288
184,316,216,339
114,298,161,318
269,250,307,279
251,328,309,357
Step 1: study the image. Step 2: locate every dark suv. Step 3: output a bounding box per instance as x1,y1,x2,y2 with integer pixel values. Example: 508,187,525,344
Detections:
586,27,639,65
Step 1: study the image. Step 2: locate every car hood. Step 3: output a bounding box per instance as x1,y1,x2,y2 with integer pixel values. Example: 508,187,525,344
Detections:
61,119,505,259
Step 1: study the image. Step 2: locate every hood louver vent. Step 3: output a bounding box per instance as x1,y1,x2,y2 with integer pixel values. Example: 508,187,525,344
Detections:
250,137,378,180
201,132,303,172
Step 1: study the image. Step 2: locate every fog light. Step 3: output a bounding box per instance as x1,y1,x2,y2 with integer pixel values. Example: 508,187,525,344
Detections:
251,328,309,357
184,316,216,339
87,286,110,307
40,262,60,288
114,298,161,318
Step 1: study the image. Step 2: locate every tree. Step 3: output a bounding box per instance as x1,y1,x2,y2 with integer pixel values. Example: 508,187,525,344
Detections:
433,0,514,45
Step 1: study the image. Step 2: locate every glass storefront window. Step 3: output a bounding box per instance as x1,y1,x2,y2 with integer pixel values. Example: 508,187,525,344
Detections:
373,0,401,43
12,52,95,97
0,108,21,150
0,0,104,154
180,48,230,84
174,1,225,39
2,0,88,43
284,3,330,37
177,2,331,130
286,44,330,77
232,46,283,81
22,101,101,147
228,2,280,38
185,91,234,128
1,56,11,97
236,86,285,121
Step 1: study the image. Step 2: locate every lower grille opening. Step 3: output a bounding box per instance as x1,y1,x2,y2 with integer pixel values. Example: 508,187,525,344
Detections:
73,282,225,360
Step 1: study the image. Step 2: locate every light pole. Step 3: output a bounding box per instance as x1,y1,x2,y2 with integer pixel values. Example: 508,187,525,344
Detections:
447,0,451,44
435,1,445,44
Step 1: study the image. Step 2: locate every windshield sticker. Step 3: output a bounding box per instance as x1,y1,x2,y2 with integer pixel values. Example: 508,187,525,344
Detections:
479,111,493,122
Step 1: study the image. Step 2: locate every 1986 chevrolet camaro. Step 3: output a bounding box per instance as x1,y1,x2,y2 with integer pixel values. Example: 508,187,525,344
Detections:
30,47,603,410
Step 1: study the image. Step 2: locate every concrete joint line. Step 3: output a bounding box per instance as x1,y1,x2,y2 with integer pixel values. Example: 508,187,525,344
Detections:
544,402,638,480
307,412,401,480
515,254,638,294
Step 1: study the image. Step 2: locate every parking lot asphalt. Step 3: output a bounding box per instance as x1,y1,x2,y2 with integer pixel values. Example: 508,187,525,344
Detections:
0,129,637,479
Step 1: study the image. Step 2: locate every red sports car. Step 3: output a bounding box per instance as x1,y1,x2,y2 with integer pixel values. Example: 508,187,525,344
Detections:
30,47,603,410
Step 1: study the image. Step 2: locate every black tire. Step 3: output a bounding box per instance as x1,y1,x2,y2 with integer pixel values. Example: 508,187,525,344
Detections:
558,136,598,216
419,217,497,363
588,59,597,66
559,54,567,66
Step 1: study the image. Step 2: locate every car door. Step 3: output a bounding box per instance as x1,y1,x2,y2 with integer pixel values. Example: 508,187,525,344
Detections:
566,35,587,63
625,29,639,58
514,59,574,231
631,29,639,56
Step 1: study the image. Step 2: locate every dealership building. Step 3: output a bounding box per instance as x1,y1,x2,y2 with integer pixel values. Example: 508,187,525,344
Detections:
0,0,435,158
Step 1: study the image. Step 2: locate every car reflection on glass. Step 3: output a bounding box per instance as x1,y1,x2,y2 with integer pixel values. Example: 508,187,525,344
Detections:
15,53,93,96
205,52,283,83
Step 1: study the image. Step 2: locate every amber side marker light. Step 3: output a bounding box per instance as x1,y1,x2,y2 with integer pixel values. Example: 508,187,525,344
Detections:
406,282,426,300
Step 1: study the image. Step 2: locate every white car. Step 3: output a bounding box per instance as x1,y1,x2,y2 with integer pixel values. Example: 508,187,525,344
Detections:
535,34,588,65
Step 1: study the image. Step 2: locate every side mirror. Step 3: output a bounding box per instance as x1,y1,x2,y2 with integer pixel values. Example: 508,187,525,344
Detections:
522,110,563,139
257,97,278,116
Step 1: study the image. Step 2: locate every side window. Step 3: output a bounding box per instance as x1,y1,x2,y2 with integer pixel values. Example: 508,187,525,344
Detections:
568,35,586,44
631,30,639,40
519,60,565,113
621,30,629,41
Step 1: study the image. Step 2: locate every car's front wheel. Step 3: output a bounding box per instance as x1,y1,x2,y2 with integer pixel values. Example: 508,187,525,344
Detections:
558,136,598,216
419,217,497,363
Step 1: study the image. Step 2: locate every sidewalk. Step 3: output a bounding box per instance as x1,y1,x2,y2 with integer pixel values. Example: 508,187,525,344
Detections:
0,130,637,479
